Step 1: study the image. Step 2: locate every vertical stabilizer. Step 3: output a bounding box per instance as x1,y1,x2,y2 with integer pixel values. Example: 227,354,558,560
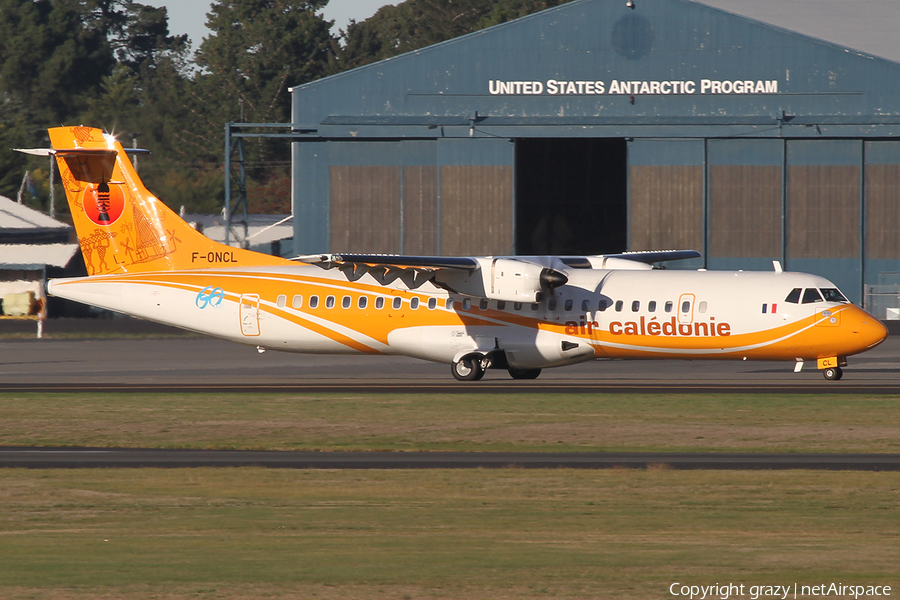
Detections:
47,126,290,275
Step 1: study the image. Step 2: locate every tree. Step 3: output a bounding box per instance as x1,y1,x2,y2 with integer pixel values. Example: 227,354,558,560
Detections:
194,0,336,131
0,0,188,200
336,0,575,71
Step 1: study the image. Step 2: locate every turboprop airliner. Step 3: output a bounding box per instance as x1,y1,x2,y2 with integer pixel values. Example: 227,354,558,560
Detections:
18,126,887,381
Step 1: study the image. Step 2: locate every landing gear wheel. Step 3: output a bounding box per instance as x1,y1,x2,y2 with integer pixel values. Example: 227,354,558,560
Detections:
508,368,542,380
452,356,485,381
823,367,843,381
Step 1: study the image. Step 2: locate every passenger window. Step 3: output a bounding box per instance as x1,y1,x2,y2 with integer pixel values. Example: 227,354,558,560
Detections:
664,301,673,313
514,302,523,311
564,299,573,311
446,298,454,309
375,297,384,309
276,294,286,308
785,288,802,304
548,298,558,311
326,295,335,309
581,299,590,312
463,298,472,310
598,299,609,312
410,297,419,309
479,299,489,310
428,297,437,310
698,301,708,313
802,288,823,304
291,294,303,309
309,295,319,309
393,297,403,310
631,300,640,312
681,300,691,313
358,296,368,309
648,300,657,312
820,288,848,303
615,300,624,312
531,303,540,311
341,296,351,309
497,300,506,311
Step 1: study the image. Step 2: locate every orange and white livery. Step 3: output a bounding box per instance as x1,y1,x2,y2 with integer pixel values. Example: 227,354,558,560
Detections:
23,126,887,381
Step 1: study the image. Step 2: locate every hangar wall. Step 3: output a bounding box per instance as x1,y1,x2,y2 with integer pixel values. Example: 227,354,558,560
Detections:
625,138,900,302
290,0,900,309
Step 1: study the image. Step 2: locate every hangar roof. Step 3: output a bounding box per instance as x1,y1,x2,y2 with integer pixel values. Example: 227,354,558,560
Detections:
0,244,79,269
292,0,900,139
697,0,900,64
0,195,69,232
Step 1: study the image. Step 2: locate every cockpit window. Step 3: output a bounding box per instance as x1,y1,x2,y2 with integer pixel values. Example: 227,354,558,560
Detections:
820,288,848,303
785,288,801,304
801,288,823,304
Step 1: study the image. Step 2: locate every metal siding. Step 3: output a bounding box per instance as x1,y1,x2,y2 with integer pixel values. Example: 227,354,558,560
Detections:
865,141,900,261
437,138,515,256
708,165,782,258
628,139,704,253
864,163,900,260
785,140,862,303
786,165,860,258
437,137,516,166
292,141,329,254
440,166,514,256
402,166,438,255
329,166,402,253
629,165,704,251
786,141,861,259
864,141,900,313
707,139,784,262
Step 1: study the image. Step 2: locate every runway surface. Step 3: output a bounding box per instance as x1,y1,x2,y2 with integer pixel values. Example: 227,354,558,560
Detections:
2,332,898,470
2,448,899,470
2,333,900,392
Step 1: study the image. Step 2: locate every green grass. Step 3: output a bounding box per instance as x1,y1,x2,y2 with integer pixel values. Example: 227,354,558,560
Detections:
0,392,898,452
0,469,897,599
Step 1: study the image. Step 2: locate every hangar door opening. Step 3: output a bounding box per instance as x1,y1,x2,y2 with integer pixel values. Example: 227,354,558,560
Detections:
515,138,627,255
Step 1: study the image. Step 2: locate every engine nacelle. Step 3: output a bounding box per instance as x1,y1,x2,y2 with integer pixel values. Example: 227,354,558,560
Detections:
433,257,568,302
488,258,565,303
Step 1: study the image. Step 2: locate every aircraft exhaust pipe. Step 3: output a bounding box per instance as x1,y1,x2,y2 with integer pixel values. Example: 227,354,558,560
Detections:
540,268,568,289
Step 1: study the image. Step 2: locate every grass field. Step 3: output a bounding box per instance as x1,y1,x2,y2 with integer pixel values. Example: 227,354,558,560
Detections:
0,391,898,453
1,469,898,599
1,391,898,599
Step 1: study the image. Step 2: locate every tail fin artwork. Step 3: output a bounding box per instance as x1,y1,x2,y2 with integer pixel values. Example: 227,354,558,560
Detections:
45,126,289,275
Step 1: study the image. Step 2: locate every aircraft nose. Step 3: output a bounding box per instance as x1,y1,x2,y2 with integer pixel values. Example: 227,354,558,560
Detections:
844,305,888,351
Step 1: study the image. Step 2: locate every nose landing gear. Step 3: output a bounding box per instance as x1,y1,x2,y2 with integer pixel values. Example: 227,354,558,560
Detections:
823,367,843,381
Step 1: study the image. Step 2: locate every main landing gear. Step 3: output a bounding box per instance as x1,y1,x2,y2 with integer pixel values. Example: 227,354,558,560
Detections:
508,367,542,380
451,354,543,381
823,367,843,381
451,355,486,381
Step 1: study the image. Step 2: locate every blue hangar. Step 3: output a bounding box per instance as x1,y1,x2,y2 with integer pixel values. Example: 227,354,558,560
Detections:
290,0,900,310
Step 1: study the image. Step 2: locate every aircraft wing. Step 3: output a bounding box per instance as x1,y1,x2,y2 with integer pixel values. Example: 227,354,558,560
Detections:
294,250,701,271
326,254,478,270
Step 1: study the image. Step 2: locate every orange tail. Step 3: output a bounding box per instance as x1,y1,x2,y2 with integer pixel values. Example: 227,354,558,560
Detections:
48,126,290,275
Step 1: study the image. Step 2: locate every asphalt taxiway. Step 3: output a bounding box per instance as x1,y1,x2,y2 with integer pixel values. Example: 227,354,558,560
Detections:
2,448,898,471
2,328,899,471
1,331,899,392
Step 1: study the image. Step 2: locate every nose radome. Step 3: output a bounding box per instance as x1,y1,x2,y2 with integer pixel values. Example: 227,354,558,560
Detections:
846,306,888,350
